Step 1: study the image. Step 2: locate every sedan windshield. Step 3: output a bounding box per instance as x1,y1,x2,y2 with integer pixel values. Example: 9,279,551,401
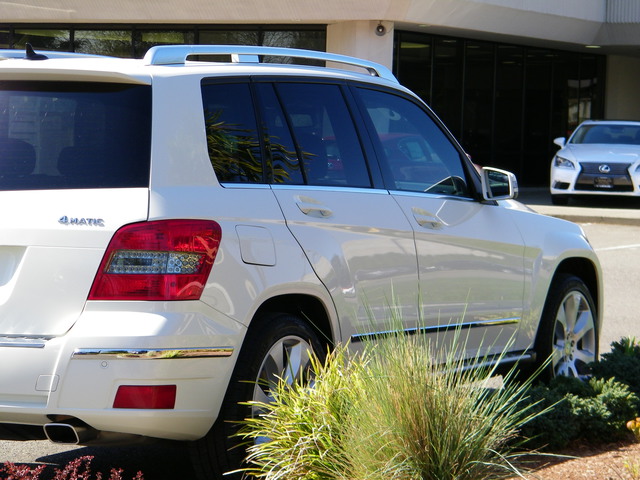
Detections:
570,124,640,145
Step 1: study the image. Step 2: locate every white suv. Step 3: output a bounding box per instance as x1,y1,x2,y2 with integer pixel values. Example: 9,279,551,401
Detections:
0,44,601,478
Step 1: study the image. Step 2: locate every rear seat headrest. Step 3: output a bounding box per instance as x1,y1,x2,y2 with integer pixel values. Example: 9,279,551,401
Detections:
0,138,36,176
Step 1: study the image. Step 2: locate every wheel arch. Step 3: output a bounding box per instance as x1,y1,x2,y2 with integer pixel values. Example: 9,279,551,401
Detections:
527,257,601,380
252,293,336,349
553,256,601,326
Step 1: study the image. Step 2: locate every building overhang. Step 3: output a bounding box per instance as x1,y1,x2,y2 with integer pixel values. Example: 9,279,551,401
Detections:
1,0,639,57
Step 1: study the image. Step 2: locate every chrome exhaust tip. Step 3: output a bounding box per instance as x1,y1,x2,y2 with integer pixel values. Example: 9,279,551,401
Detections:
43,423,98,444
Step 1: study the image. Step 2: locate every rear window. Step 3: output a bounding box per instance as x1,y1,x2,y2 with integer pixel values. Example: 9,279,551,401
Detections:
0,81,151,190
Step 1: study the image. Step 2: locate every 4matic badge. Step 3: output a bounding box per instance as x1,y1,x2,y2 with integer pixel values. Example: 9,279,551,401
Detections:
59,216,105,227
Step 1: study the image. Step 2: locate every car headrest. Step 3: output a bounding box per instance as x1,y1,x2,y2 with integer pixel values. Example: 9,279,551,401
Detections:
0,138,36,176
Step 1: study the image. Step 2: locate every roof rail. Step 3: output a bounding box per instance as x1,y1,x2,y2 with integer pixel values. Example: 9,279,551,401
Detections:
143,45,398,83
0,47,105,61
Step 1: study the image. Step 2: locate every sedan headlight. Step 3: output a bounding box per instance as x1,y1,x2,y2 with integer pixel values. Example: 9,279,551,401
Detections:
554,155,575,169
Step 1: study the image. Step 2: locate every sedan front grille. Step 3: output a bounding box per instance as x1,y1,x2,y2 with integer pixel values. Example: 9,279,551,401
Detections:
579,162,631,175
575,162,634,192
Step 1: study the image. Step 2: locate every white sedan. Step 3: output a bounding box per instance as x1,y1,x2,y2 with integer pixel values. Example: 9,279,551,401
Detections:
550,120,640,205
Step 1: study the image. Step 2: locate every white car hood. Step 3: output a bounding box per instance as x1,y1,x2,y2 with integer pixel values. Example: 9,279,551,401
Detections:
563,144,640,165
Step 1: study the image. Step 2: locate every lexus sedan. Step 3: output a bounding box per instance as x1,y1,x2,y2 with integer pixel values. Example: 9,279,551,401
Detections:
550,120,640,205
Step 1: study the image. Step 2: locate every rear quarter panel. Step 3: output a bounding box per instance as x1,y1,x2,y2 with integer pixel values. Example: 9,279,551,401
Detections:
147,73,338,336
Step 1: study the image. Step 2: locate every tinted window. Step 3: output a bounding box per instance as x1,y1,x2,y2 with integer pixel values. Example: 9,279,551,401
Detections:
254,83,304,185
201,82,263,183
356,87,469,196
272,83,371,188
571,124,640,145
0,82,151,190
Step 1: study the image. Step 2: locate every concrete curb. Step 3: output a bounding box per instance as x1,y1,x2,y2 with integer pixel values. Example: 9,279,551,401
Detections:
518,189,640,226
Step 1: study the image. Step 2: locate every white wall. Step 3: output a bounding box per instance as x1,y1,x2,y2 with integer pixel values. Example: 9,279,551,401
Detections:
326,21,394,70
605,55,640,120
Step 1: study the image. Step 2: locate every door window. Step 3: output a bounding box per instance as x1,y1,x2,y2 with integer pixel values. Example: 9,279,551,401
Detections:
269,82,372,188
253,83,304,185
356,87,469,196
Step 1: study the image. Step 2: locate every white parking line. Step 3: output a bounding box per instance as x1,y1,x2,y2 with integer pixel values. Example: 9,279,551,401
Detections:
595,244,640,252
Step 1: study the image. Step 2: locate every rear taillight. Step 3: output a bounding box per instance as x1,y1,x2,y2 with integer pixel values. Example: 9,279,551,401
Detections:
89,219,221,301
113,385,177,409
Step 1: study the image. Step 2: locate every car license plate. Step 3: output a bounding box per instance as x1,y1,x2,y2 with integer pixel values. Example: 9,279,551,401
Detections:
594,176,613,188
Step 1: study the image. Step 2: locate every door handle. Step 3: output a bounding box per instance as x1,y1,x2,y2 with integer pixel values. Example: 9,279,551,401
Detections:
412,207,443,229
295,196,333,218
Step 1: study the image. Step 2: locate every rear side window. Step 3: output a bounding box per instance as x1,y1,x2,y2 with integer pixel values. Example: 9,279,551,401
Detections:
0,81,151,190
253,83,303,185
201,82,263,183
355,87,469,196
271,83,371,188
203,81,372,188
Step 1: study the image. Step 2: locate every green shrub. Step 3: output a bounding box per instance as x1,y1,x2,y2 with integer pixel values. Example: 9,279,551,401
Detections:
519,375,638,450
517,380,579,450
237,331,541,480
590,337,640,410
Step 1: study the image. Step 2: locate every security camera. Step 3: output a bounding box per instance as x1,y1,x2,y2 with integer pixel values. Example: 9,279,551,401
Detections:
375,23,386,36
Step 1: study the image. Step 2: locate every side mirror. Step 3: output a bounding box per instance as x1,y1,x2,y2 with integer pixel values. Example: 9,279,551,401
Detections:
553,137,566,148
481,167,518,201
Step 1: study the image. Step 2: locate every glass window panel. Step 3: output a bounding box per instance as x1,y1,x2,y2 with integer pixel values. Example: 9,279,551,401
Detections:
275,83,371,187
356,86,468,196
0,30,10,48
74,30,132,57
577,55,603,123
550,51,578,139
198,29,324,52
262,30,325,65
254,83,303,185
201,82,263,184
263,30,325,51
592,55,606,120
462,41,493,165
523,48,553,185
0,81,151,190
135,30,195,58
396,33,432,102
494,45,523,172
431,38,463,136
14,29,70,51
198,30,260,45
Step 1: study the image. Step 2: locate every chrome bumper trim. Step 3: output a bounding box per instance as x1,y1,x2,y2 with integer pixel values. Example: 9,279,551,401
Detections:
71,346,234,360
351,317,520,343
0,337,49,348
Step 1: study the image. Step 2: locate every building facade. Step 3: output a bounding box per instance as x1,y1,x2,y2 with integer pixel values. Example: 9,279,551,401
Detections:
2,0,639,185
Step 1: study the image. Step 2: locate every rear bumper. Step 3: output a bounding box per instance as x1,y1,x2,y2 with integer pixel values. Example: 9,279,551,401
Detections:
0,302,245,442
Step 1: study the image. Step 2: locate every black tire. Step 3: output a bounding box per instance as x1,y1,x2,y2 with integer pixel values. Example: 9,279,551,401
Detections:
551,194,569,206
532,274,598,383
190,313,325,480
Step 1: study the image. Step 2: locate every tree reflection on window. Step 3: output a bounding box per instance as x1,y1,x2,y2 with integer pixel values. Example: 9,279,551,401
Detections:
269,137,301,184
205,109,302,184
205,110,263,183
